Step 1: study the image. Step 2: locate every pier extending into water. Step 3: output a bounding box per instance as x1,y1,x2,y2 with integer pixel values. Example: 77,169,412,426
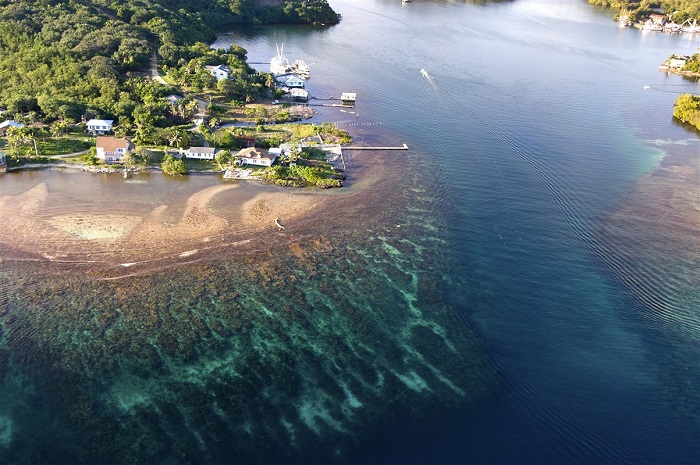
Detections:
343,144,409,150
317,143,409,172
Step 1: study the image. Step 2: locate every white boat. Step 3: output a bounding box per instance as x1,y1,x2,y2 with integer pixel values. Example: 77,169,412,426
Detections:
293,59,311,78
681,19,700,33
420,68,431,79
642,20,663,31
664,22,682,32
618,16,631,27
270,44,292,75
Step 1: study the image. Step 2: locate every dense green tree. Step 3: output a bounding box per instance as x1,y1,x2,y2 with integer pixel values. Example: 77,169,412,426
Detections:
590,0,700,22
121,147,150,168
0,0,339,130
214,149,233,170
81,147,99,165
217,78,237,95
682,53,700,73
161,152,188,175
673,93,700,130
49,120,69,137
5,127,35,157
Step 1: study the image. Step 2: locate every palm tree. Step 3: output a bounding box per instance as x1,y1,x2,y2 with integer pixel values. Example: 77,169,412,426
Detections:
168,130,182,148
265,73,276,90
50,121,66,138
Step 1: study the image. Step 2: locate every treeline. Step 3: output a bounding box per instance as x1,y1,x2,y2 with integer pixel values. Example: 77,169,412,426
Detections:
673,94,700,130
588,0,700,22
0,0,339,128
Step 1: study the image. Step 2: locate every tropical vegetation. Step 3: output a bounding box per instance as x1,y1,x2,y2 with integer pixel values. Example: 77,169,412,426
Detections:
673,94,700,130
677,53,700,73
589,0,700,23
161,153,189,175
260,147,344,188
0,0,338,129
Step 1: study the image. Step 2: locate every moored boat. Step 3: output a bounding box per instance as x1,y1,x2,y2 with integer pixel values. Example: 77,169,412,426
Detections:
270,44,292,75
293,59,311,78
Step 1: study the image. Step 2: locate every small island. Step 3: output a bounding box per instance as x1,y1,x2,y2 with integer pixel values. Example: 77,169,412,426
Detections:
673,94,700,131
655,53,700,131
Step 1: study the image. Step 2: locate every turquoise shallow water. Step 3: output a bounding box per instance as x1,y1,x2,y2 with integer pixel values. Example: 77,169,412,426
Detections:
0,156,492,464
1,0,700,463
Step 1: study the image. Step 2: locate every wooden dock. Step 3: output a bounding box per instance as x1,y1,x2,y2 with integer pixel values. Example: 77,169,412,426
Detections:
307,103,355,108
343,144,408,150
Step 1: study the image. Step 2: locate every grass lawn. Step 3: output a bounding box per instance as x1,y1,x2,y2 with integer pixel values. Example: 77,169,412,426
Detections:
185,159,218,171
38,137,92,156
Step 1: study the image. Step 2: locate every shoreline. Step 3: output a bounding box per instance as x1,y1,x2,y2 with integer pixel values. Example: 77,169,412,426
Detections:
0,129,394,277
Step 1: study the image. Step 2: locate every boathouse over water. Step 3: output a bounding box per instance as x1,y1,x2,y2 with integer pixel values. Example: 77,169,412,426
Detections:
341,93,356,105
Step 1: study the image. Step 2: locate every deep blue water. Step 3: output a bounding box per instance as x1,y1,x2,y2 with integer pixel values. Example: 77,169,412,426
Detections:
0,1,698,464
214,0,700,463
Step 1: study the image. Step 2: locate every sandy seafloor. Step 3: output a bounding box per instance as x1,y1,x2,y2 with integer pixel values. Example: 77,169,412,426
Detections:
0,135,497,464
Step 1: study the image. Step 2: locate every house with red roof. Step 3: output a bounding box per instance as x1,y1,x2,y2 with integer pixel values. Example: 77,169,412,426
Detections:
95,136,134,163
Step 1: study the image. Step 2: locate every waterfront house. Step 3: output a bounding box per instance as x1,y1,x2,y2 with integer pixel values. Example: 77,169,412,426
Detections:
205,65,232,81
649,13,665,25
341,93,357,105
185,146,216,160
276,74,305,89
289,88,309,102
86,119,114,135
669,58,687,69
235,147,279,167
95,136,134,163
0,120,25,134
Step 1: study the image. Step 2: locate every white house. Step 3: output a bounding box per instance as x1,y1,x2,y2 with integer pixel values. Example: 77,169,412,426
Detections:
669,58,687,69
205,65,232,81
341,93,356,104
86,119,114,135
185,146,216,160
235,147,279,167
0,120,25,134
289,88,309,102
276,74,305,88
95,136,134,163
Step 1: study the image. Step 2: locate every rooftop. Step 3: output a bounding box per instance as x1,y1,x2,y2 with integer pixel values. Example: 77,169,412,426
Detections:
96,136,132,152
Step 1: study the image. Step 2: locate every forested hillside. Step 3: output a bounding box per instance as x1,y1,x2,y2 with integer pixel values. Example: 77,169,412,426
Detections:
588,0,700,22
0,0,338,127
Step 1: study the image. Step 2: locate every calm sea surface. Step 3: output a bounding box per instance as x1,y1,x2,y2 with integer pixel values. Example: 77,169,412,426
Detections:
1,1,699,464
